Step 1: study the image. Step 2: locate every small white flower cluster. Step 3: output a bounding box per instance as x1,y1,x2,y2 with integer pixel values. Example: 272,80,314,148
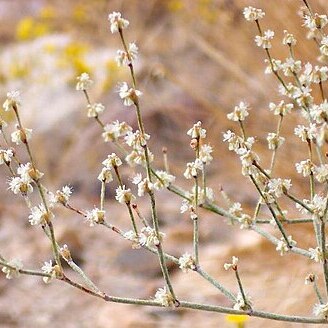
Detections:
102,120,132,143
178,253,196,273
8,162,43,195
228,203,253,229
0,148,14,165
266,133,285,150
224,256,238,270
98,153,122,183
255,30,274,49
41,260,60,283
76,73,93,91
116,42,138,67
29,203,54,226
139,226,165,248
233,291,253,311
154,286,175,307
49,185,73,206
282,30,297,46
117,82,142,107
269,101,293,116
3,90,21,112
85,208,106,227
180,186,214,217
87,103,105,118
267,178,291,198
1,259,23,279
294,124,317,142
11,124,33,145
313,302,328,318
296,194,327,220
125,130,153,167
123,227,165,249
108,12,129,34
243,6,265,22
187,121,207,139
184,121,213,178
227,102,250,122
309,246,325,263
115,185,136,204
276,236,296,256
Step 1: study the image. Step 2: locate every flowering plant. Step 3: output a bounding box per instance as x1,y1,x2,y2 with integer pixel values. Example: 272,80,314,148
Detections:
2,1,328,325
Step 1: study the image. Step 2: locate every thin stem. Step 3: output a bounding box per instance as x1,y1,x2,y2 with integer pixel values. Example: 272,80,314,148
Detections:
250,175,291,248
235,268,251,310
320,219,328,298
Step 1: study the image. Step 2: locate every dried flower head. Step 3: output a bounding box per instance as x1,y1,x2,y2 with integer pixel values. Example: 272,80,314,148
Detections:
3,90,21,112
76,73,93,91
108,12,129,34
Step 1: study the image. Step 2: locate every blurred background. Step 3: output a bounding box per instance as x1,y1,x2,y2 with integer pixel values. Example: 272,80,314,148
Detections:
1,0,328,327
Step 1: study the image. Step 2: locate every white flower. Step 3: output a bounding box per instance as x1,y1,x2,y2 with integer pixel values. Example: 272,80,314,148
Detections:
154,286,175,307
315,164,328,183
17,162,43,182
29,204,54,226
116,42,138,66
276,236,296,256
3,90,21,111
139,226,165,248
180,199,190,214
184,159,203,179
267,133,285,150
102,120,132,142
108,12,129,34
309,247,324,263
136,178,153,197
87,103,105,118
49,186,72,205
313,302,328,318
1,259,23,279
229,203,243,217
125,130,150,148
304,13,328,32
0,149,14,165
267,178,291,198
118,82,142,106
102,153,122,168
233,292,253,311
282,57,302,77
153,170,175,189
295,159,314,177
76,73,93,91
187,121,206,139
11,126,32,145
294,124,317,142
59,244,72,261
98,167,113,183
282,30,296,46
243,6,265,21
123,230,141,249
227,101,249,121
8,176,33,195
255,30,274,49
269,101,293,116
41,260,57,283
264,58,282,74
178,253,196,273
302,194,327,218
199,144,213,164
224,256,239,270
85,208,105,227
115,185,135,204
239,214,253,230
